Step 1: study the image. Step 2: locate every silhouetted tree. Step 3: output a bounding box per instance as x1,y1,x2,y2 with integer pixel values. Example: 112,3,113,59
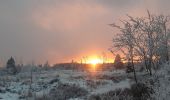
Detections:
6,57,17,74
114,54,124,69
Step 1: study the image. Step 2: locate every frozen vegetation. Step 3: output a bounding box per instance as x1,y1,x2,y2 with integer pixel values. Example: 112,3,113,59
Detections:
0,62,169,100
0,65,131,100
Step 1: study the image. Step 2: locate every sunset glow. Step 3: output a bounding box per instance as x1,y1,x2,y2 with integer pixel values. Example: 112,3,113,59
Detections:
86,57,103,65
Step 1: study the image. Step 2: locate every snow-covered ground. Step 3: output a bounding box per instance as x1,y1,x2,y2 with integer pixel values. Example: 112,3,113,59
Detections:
0,68,131,100
2,63,170,100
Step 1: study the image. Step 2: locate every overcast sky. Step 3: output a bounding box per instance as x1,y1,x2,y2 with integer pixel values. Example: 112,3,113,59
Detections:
0,0,169,65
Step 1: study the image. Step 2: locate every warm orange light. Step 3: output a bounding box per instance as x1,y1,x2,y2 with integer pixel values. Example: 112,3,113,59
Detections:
87,58,103,65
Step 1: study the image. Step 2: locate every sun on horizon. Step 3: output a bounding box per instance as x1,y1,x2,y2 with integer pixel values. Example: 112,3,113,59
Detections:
87,58,103,65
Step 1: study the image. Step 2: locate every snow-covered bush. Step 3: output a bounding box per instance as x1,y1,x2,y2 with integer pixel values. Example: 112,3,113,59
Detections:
131,83,153,100
88,88,132,100
88,82,153,100
150,63,170,100
35,83,88,100
86,80,107,89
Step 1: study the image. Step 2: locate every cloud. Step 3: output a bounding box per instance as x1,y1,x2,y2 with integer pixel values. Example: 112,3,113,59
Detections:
33,1,109,32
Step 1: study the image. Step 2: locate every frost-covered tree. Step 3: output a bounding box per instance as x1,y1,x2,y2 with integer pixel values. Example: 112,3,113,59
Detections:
154,15,170,63
110,11,170,79
110,21,138,83
127,11,170,74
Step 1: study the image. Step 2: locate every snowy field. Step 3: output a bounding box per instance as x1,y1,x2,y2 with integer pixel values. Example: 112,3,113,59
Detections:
1,63,170,100
0,67,132,100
